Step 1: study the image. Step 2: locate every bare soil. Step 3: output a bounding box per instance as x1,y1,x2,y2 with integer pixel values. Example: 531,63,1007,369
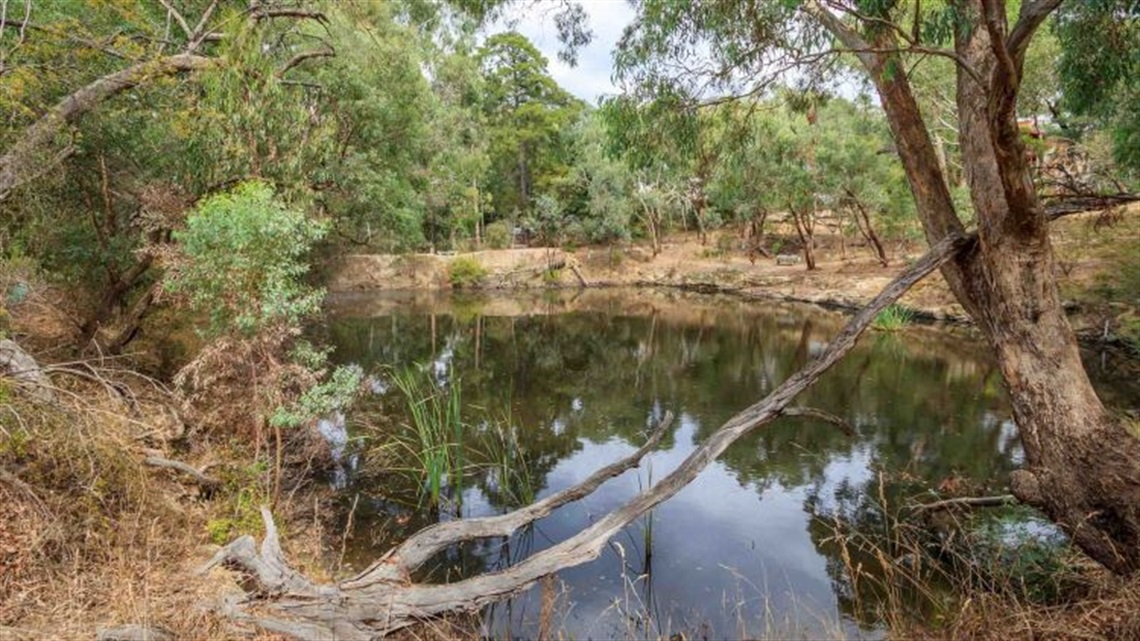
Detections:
329,208,1139,334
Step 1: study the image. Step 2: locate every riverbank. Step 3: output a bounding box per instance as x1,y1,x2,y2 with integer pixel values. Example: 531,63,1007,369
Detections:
329,209,1140,346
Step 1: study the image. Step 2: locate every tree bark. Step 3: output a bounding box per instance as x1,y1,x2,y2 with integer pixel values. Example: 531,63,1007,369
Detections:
950,2,1140,575
806,0,1140,574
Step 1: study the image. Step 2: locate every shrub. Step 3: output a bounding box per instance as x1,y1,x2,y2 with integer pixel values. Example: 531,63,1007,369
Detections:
484,220,512,249
166,181,327,337
166,182,357,438
448,256,488,289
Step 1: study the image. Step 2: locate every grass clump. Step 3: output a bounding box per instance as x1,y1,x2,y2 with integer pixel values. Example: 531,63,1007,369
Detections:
391,367,467,509
448,256,488,290
872,304,916,331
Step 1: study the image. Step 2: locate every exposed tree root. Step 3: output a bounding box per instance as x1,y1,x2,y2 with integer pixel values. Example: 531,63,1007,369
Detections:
201,233,971,639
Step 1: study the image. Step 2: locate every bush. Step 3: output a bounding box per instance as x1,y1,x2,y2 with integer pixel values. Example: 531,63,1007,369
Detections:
166,181,327,337
448,256,488,289
484,221,512,249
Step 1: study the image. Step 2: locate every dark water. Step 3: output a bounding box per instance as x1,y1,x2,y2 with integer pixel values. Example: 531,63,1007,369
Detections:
320,288,1136,640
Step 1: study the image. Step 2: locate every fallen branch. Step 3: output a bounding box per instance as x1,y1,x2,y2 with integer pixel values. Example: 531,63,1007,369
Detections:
782,406,855,436
569,263,590,288
912,494,1017,513
202,232,972,639
358,411,675,582
144,455,220,489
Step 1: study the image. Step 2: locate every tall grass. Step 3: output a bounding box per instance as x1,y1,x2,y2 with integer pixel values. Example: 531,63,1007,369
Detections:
391,367,466,510
872,303,916,331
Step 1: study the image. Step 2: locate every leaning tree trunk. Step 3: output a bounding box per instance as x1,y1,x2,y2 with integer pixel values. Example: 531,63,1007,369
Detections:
0,54,213,203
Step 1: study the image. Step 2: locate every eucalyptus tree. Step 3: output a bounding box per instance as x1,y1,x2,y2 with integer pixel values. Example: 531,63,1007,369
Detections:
1052,0,1138,180
613,0,1140,573
478,31,583,221
813,97,913,264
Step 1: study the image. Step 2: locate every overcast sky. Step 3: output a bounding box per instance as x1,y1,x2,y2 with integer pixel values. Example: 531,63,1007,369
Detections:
488,0,637,105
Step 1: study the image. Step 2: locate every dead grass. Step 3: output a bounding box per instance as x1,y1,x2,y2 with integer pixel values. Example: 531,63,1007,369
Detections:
817,475,1140,641
0,277,335,640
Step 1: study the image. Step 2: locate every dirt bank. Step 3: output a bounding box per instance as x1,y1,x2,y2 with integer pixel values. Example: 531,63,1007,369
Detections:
328,209,1139,338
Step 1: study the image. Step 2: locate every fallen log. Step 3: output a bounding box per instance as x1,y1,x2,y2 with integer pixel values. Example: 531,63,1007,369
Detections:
202,232,972,639
144,454,220,489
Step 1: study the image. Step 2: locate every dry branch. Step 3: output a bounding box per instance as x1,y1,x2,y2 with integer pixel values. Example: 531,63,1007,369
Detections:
912,494,1017,512
202,232,973,639
144,455,220,489
782,406,855,436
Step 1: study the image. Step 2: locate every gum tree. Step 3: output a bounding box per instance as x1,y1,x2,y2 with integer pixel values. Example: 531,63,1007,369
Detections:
614,0,1139,573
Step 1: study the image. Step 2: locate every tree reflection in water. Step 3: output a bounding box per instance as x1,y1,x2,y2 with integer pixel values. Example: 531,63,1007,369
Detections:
320,289,1135,640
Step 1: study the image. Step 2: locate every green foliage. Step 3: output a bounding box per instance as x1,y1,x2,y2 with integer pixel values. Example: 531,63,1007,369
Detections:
448,256,488,289
872,304,916,331
167,181,327,336
271,364,363,429
479,31,584,219
1055,1,1140,176
484,220,513,249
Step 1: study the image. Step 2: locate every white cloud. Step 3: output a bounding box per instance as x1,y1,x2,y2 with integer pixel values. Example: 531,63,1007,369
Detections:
487,0,636,105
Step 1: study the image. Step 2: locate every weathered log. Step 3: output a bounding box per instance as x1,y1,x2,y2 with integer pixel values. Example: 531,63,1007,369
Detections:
144,455,220,489
201,233,971,639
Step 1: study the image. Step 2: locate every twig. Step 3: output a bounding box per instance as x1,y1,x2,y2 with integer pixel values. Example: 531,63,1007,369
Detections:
782,406,855,436
912,494,1017,513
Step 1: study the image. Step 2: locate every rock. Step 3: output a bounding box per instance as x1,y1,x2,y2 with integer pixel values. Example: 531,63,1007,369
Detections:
775,254,802,266
0,338,54,402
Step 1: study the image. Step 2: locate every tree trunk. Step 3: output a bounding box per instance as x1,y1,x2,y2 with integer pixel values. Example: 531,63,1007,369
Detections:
0,54,213,202
789,206,816,270
806,0,1140,574
845,191,889,267
950,6,1140,574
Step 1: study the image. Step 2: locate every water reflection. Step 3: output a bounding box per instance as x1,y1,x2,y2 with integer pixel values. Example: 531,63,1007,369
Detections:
320,289,1132,640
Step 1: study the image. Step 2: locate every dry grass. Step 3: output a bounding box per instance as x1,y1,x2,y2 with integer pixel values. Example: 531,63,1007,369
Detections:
0,379,225,640
817,476,1140,641
0,279,334,640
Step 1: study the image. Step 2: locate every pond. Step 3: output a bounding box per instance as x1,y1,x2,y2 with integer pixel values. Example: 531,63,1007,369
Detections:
319,288,1135,640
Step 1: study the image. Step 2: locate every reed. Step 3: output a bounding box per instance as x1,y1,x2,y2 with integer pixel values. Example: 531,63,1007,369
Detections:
391,367,466,509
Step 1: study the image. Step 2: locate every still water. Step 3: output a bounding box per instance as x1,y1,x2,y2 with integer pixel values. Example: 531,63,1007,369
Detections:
320,288,1132,640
